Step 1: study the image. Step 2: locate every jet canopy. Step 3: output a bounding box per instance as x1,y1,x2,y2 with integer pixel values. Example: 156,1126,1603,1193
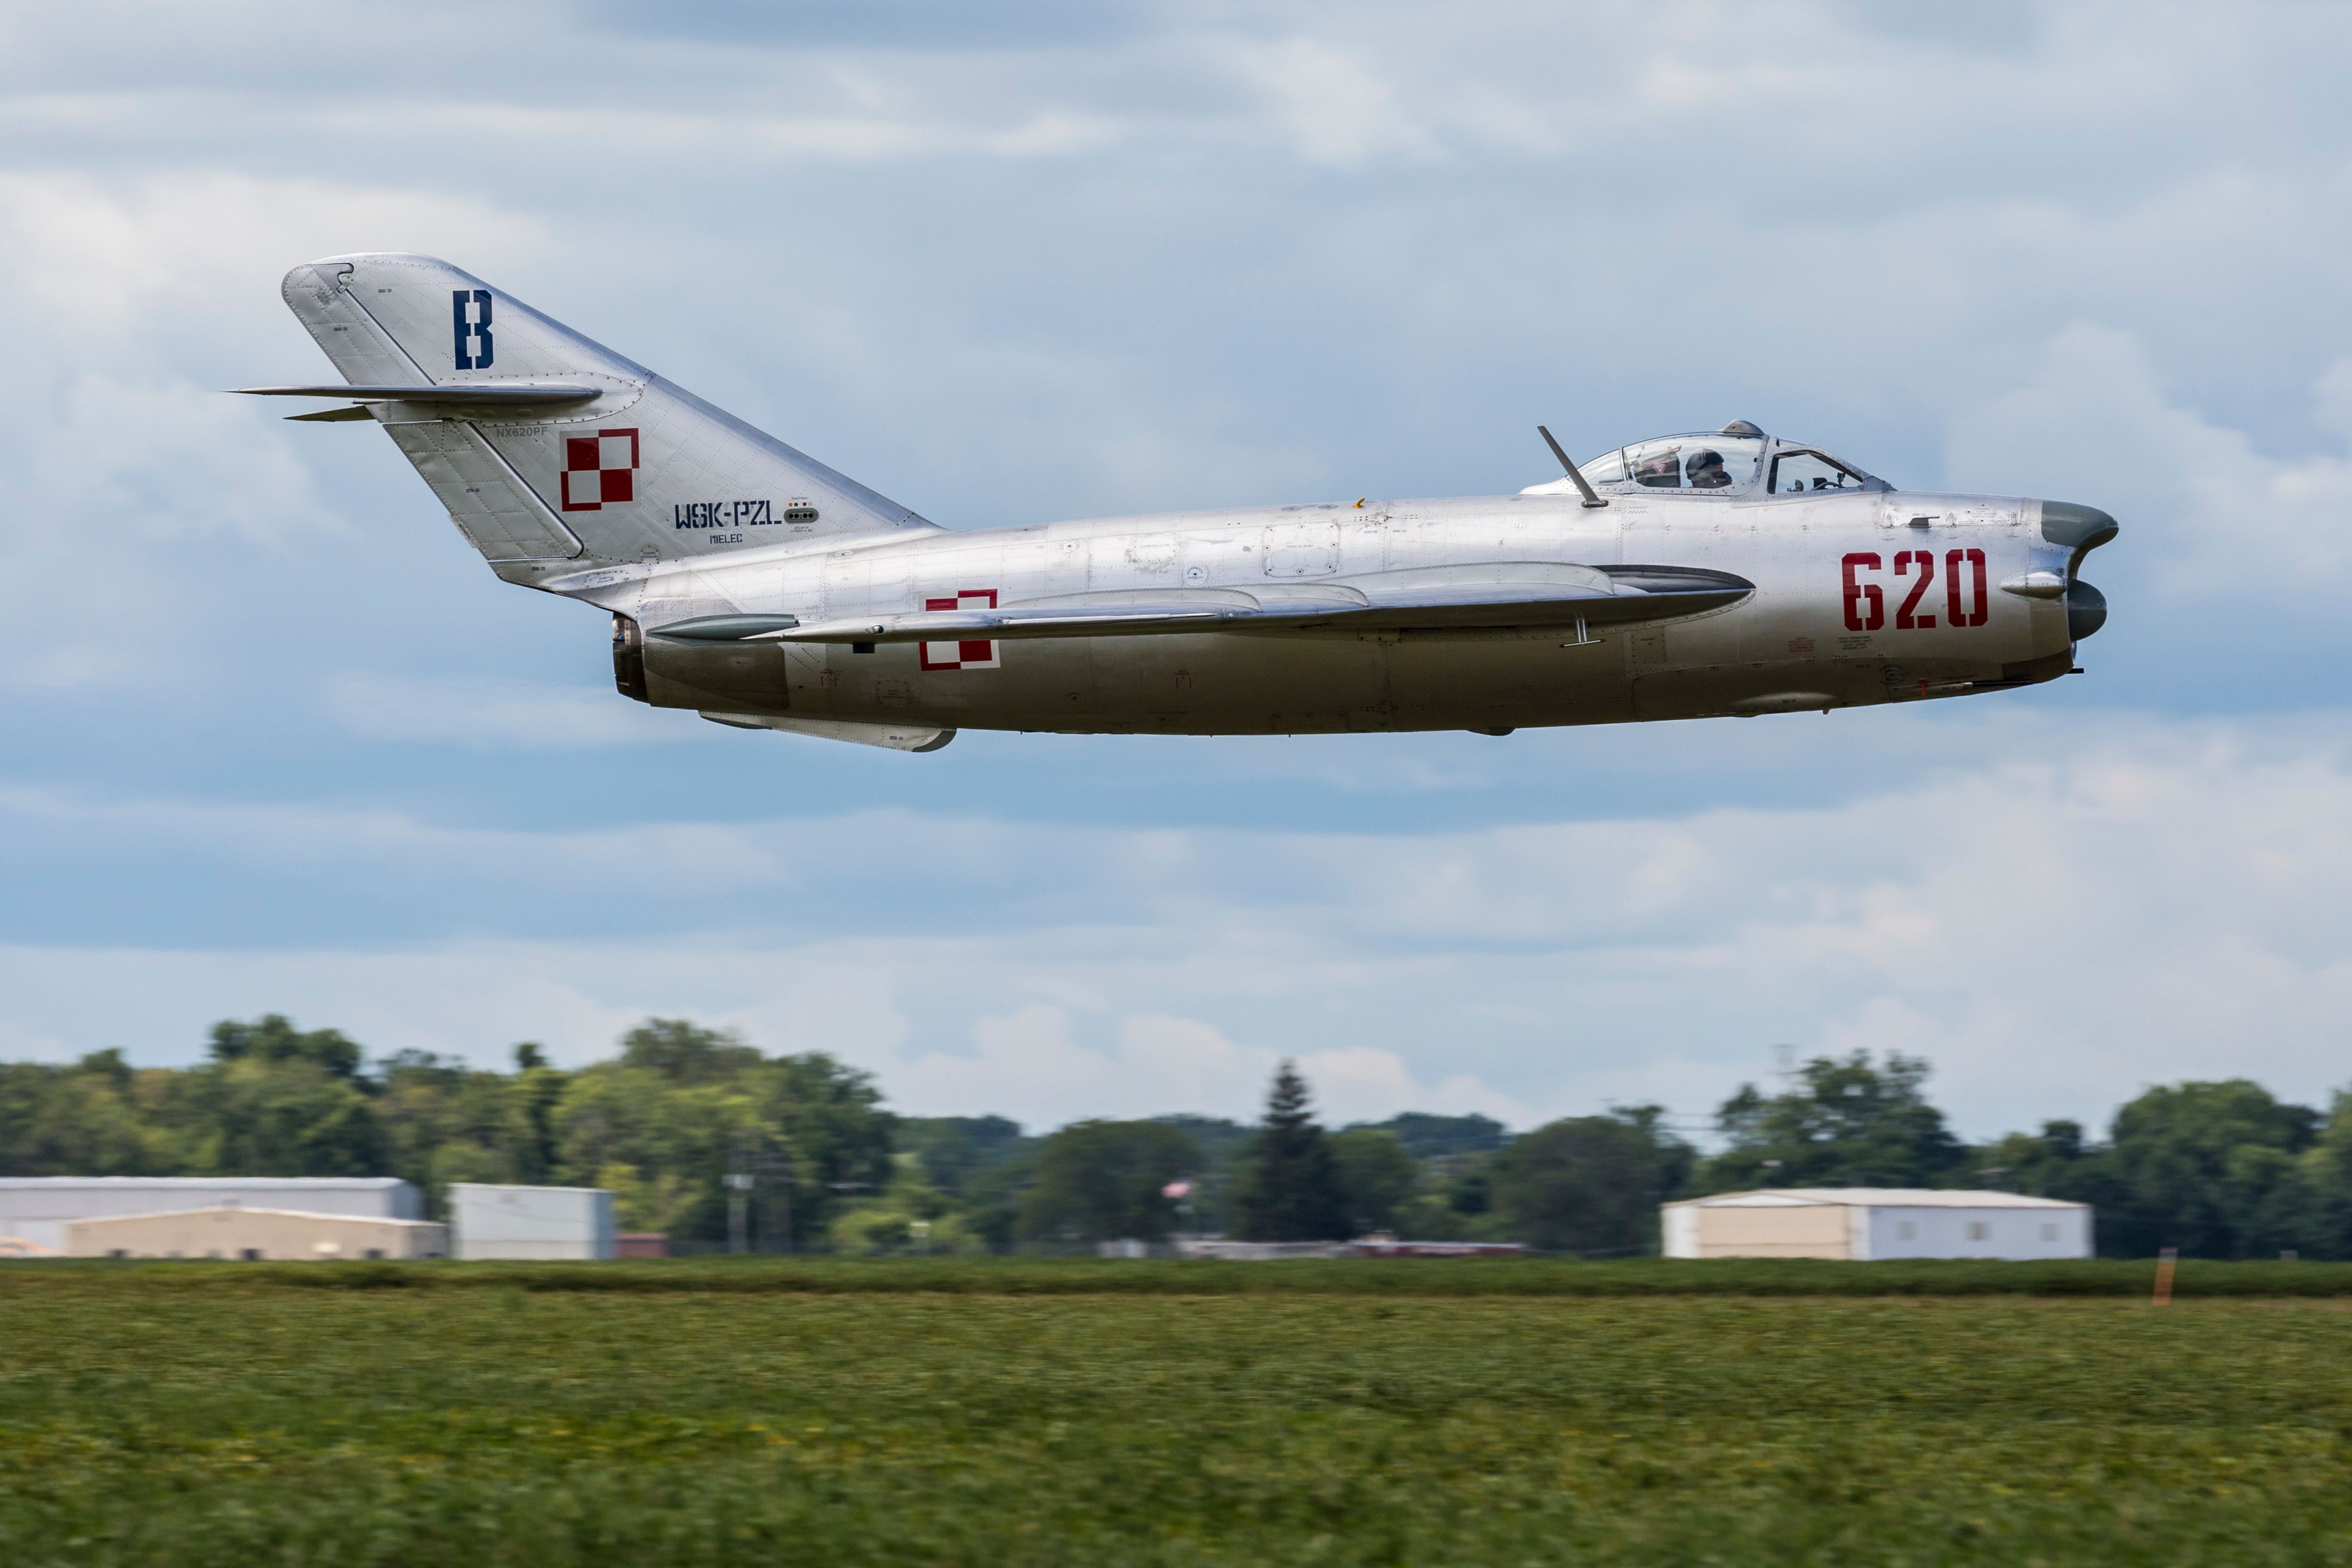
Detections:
1522,422,1890,499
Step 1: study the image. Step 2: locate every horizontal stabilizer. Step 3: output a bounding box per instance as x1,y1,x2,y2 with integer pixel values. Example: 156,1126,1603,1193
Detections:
232,383,601,407
764,562,1752,645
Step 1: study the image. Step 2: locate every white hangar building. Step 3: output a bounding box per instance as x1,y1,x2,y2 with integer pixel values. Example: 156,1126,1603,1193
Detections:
0,1177,420,1256
449,1183,617,1261
1662,1189,2093,1262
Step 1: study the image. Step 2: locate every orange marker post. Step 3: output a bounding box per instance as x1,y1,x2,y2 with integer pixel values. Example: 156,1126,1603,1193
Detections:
2153,1245,2178,1306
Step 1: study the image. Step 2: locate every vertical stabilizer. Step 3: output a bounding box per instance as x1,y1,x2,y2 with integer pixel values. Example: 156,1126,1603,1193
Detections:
277,254,935,570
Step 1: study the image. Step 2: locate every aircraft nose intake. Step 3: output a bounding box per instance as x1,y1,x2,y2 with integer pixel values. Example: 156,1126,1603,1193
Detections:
2067,580,2107,641
2040,501,2118,551
2039,501,2116,642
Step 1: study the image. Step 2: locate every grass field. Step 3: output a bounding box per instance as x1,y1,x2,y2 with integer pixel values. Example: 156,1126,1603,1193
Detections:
4,1261,2350,1565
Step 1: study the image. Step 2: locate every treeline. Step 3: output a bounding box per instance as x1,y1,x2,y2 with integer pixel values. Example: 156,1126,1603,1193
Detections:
5,1017,2351,1259
0,1017,895,1249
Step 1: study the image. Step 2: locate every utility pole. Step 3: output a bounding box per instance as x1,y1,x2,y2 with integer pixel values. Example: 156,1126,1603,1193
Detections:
751,1145,797,1255
726,1168,754,1255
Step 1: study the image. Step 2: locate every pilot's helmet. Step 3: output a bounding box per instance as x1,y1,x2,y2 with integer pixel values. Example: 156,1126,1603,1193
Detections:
1686,449,1731,488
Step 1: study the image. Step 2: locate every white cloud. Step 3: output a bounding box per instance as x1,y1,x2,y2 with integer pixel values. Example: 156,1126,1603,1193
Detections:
889,1006,1530,1126
1229,38,1439,167
4,712,2352,1136
0,172,550,694
323,673,686,750
1947,324,2352,594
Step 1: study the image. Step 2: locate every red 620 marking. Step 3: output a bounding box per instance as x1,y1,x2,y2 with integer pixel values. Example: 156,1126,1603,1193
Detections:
1843,548,1988,632
1841,552,1884,632
1894,550,1937,629
1944,547,1989,627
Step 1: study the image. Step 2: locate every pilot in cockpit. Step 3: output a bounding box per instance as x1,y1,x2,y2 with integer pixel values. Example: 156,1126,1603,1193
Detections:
1686,449,1732,489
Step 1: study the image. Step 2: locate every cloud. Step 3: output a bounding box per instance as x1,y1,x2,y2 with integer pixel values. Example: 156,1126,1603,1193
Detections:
0,172,550,695
323,673,685,750
890,1006,1531,1126
4,712,2352,1137
1947,324,2352,594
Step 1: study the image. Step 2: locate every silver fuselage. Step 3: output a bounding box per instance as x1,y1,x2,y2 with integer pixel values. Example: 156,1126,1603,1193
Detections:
577,486,2086,735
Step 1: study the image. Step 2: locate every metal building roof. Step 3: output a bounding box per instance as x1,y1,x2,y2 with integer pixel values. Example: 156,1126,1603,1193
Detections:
1663,1188,2087,1210
69,1205,442,1229
0,1178,409,1189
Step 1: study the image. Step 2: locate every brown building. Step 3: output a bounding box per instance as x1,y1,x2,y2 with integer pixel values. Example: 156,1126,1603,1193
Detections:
67,1206,449,1261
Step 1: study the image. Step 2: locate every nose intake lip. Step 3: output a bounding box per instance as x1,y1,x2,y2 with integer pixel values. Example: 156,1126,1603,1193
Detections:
2041,501,2119,551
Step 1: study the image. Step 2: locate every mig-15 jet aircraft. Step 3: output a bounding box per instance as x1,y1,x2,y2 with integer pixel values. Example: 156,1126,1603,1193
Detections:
242,255,2117,752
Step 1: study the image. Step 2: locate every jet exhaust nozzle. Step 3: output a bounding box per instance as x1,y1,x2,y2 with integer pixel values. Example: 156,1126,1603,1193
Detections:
612,614,648,702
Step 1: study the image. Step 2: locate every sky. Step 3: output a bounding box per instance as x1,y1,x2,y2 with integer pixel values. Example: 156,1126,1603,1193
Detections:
3,1,2350,1143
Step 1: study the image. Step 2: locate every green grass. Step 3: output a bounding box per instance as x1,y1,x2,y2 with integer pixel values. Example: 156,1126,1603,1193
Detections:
68,1252,2352,1297
4,1263,2350,1565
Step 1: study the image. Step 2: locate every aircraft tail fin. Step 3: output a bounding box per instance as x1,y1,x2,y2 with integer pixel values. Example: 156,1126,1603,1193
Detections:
271,254,934,571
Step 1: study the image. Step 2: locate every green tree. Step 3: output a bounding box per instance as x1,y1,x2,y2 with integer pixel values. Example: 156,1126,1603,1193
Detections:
1490,1108,1693,1255
896,1115,1029,1195
617,1018,763,1084
1345,1112,1507,1159
1151,1114,1253,1165
163,1054,384,1177
1701,1052,1964,1191
750,1045,898,1247
595,1160,693,1234
510,1050,567,1185
1973,1118,2124,1217
1231,1061,1350,1242
1147,1115,1252,1234
0,1054,173,1176
1016,1119,1199,1244
2302,1087,2352,1257
830,1151,975,1254
552,1019,893,1247
207,1015,366,1082
1328,1128,1419,1235
554,1061,760,1238
2102,1080,2321,1259
957,1147,1042,1251
372,1048,567,1215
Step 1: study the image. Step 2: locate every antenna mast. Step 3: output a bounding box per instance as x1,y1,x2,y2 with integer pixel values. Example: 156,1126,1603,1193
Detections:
1537,426,1609,508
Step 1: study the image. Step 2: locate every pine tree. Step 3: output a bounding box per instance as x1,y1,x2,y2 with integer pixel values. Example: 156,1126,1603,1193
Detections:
1233,1061,1350,1241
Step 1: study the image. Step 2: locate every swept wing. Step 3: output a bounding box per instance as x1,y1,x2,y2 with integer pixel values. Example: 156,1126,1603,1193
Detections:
749,563,1751,646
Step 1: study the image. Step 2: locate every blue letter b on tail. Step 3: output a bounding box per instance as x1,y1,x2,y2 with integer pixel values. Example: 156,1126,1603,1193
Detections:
451,288,493,370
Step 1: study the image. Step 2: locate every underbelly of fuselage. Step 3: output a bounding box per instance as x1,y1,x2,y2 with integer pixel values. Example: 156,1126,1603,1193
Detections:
638,622,2054,735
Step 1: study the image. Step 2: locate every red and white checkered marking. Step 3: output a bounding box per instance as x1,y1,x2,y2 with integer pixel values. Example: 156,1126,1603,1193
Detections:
919,590,1000,671
560,428,639,512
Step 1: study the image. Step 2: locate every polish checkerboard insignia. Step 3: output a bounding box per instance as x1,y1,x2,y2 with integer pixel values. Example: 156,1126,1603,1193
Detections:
561,428,639,512
920,590,1001,671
